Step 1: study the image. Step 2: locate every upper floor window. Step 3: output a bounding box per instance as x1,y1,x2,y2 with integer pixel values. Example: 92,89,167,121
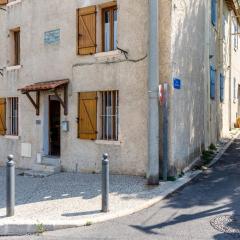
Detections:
14,30,20,65
77,2,118,55
233,20,238,50
211,0,217,27
9,28,20,66
102,6,118,52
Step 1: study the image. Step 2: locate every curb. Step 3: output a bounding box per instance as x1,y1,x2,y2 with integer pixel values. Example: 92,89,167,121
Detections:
0,132,238,236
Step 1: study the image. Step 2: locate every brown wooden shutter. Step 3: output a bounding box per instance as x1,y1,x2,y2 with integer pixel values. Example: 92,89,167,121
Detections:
0,0,8,5
77,6,97,55
0,98,6,135
78,92,97,140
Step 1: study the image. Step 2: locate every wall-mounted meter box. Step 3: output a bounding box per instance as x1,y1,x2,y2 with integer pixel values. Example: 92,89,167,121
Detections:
62,121,69,132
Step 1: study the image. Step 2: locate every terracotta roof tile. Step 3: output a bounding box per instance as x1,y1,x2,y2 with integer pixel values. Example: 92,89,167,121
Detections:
19,79,69,93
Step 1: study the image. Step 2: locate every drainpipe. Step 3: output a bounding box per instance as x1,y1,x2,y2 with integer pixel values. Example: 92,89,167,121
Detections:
204,0,211,149
147,0,159,185
216,0,223,139
229,12,233,129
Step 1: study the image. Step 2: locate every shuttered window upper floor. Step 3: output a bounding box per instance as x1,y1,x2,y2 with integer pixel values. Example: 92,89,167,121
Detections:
77,1,118,55
0,0,8,5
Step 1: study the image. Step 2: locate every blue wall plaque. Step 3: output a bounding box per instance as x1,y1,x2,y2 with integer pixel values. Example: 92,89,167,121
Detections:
44,29,60,45
173,78,181,89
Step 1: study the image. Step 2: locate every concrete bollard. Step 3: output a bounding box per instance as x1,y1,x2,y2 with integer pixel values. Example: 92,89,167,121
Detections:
6,155,15,217
102,153,109,212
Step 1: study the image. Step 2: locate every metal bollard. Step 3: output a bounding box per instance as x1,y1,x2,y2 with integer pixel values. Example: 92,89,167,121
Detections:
102,153,109,212
6,155,15,217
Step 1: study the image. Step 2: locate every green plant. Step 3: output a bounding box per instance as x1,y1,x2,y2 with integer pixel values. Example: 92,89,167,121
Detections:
209,143,217,151
201,150,215,165
36,223,45,234
179,171,184,178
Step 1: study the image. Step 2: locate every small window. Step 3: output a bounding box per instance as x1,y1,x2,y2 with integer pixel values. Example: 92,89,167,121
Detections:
101,91,119,141
13,29,20,66
7,97,18,136
220,73,224,102
233,20,238,50
102,5,118,52
210,66,216,99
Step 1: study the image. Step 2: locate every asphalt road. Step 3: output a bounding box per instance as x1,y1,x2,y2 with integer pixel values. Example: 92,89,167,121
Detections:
1,138,240,240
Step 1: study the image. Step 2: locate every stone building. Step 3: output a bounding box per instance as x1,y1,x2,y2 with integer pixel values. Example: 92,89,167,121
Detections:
0,0,239,182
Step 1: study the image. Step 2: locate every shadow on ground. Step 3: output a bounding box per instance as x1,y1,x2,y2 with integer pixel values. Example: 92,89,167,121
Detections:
130,139,240,239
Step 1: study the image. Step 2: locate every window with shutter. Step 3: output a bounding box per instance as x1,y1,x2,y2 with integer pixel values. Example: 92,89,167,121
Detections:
220,73,224,102
78,92,97,140
211,0,217,27
0,98,6,136
210,65,216,100
0,0,8,5
77,6,97,55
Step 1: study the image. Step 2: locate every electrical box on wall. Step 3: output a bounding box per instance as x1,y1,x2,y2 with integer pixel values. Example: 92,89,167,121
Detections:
61,121,69,132
21,143,32,158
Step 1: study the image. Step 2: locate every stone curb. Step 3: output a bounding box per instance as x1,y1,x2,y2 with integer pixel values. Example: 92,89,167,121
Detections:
0,132,238,236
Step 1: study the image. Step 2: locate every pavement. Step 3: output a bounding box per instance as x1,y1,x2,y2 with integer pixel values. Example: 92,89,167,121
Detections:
0,130,239,237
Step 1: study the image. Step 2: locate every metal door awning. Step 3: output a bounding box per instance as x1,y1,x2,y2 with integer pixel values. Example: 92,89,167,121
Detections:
18,79,69,116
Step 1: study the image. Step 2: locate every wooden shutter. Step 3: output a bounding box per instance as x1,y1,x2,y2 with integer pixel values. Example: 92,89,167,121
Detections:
78,92,97,140
0,98,6,135
210,66,216,100
77,6,97,55
0,0,8,5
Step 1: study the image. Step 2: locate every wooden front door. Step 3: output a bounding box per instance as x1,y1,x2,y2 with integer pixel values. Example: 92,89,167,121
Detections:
49,97,61,156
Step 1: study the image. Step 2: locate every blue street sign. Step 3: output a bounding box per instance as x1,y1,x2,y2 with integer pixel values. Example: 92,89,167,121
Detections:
173,78,181,89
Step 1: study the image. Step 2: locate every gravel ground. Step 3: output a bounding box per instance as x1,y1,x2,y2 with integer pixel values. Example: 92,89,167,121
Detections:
0,168,163,223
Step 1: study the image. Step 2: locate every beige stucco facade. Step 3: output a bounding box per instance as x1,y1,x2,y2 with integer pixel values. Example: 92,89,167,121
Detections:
0,0,239,178
0,0,149,176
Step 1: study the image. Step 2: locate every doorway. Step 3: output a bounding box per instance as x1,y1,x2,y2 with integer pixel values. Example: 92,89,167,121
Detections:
49,96,61,156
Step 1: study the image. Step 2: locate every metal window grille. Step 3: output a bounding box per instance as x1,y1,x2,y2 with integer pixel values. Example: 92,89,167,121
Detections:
8,97,18,136
101,91,119,141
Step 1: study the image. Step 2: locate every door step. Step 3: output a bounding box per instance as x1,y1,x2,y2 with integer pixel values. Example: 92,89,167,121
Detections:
24,156,61,177
41,156,60,166
32,163,61,173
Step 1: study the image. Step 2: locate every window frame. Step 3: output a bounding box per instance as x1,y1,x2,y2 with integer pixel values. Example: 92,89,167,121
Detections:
101,5,118,52
7,97,19,136
100,90,119,141
13,29,20,66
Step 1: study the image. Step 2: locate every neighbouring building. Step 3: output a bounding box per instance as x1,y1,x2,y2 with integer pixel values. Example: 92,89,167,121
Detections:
0,0,239,183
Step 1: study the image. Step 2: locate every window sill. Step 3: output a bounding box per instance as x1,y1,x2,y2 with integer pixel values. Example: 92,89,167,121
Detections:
6,65,22,71
7,0,22,7
4,135,20,140
94,50,123,62
95,140,121,146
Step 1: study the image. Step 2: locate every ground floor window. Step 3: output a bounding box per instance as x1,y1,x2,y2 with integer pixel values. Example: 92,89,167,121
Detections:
7,97,19,136
101,91,119,141
78,90,119,141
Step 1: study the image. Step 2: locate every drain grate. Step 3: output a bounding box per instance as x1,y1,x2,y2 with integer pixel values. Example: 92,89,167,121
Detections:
210,215,240,235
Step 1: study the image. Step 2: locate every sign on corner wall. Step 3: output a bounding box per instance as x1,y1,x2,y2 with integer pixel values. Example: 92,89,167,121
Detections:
44,29,60,45
173,78,181,90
